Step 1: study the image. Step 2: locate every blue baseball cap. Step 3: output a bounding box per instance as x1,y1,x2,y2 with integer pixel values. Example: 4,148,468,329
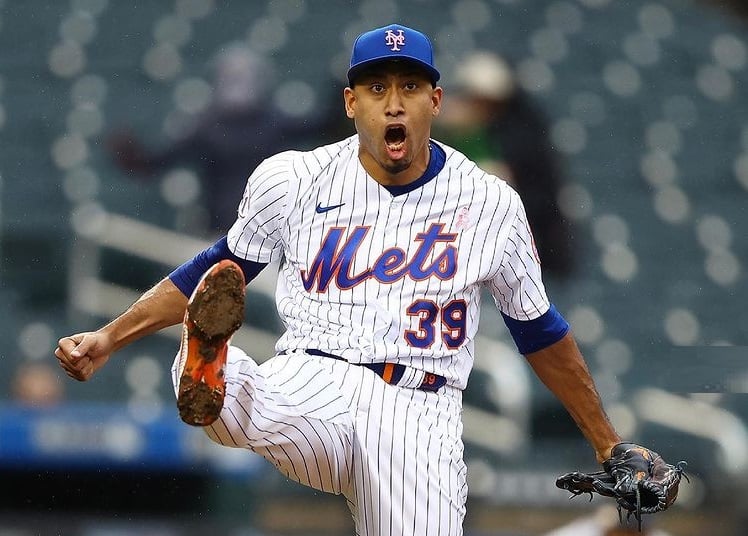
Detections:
347,23,440,86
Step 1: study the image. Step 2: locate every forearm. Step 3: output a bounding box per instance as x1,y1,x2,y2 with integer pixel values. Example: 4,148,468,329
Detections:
99,277,188,353
525,332,620,462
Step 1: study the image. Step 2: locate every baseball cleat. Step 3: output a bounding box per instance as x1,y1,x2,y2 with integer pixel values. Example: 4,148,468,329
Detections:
177,259,245,426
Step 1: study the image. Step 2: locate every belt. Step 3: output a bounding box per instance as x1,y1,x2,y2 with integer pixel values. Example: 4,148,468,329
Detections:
282,349,447,393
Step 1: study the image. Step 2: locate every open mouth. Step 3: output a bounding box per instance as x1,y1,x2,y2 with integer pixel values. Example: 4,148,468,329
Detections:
385,125,406,152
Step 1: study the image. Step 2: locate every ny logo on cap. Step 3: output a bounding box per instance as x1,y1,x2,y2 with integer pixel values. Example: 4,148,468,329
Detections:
384,29,405,51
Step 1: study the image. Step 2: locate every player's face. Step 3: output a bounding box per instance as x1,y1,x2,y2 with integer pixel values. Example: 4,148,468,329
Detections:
344,62,442,185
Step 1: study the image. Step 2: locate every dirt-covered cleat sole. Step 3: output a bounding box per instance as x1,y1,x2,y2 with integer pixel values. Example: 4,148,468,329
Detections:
177,259,245,426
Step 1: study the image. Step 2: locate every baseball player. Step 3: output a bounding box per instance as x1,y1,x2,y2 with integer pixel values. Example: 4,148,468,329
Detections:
55,24,679,535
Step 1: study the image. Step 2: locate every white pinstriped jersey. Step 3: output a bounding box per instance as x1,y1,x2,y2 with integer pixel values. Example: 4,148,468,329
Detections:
227,135,549,390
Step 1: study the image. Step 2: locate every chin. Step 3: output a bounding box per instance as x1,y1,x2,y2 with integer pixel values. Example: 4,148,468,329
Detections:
384,161,410,175
381,152,413,174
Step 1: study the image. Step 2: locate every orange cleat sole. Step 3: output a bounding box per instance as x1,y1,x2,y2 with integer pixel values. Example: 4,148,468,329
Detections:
176,259,245,426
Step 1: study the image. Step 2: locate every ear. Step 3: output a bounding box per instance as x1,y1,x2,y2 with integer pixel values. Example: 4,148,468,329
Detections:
431,86,443,117
344,87,356,119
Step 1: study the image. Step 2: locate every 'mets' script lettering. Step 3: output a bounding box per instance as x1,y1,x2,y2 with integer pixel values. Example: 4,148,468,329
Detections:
301,223,458,292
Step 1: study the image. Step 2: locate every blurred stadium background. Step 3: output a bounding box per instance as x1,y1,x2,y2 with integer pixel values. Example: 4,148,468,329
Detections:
1,0,747,534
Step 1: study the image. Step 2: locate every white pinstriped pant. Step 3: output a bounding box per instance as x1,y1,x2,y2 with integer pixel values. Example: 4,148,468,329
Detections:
172,348,467,536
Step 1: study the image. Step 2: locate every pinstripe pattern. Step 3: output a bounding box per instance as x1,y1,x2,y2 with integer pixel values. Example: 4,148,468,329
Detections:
213,134,551,534
346,370,467,536
227,136,549,390
172,348,467,535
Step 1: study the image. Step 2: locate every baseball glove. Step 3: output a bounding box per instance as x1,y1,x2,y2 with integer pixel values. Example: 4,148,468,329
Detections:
556,442,687,530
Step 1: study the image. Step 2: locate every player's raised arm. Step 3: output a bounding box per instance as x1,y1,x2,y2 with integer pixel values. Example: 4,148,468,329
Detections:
55,233,267,382
533,332,687,528
489,190,620,460
523,331,621,463
55,276,189,382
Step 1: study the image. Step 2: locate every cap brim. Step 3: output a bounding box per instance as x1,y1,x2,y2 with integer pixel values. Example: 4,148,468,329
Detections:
347,56,440,86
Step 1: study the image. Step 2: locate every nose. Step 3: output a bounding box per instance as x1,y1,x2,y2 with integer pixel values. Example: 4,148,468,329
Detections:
385,87,405,116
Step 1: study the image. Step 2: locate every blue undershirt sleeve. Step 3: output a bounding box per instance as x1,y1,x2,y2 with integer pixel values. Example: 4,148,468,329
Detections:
501,304,570,355
169,236,268,297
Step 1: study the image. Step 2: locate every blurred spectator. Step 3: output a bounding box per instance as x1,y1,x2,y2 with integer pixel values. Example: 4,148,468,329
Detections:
435,51,575,280
11,361,66,407
108,43,311,235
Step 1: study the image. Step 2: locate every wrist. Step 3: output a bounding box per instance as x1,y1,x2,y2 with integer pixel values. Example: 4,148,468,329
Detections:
595,440,622,464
